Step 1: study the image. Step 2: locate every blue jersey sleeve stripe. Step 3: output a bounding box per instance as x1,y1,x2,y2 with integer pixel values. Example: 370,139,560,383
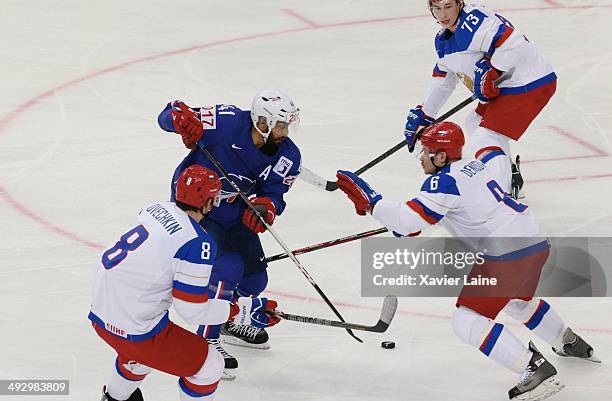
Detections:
407,199,444,224
433,64,448,78
487,24,514,55
481,150,506,164
173,280,208,294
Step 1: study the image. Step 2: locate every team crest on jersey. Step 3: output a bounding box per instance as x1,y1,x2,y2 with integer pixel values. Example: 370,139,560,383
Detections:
456,73,474,92
273,156,293,178
219,174,255,201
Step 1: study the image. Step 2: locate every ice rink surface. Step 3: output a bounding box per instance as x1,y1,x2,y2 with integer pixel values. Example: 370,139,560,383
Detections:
1,0,612,400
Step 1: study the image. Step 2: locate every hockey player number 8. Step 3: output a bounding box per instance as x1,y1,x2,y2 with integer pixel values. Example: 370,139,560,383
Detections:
101,225,150,269
486,180,527,213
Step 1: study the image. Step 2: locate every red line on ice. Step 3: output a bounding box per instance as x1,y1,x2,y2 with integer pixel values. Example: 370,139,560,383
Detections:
282,9,321,28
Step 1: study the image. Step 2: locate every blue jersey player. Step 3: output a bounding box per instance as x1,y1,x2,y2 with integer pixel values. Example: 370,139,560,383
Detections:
158,89,301,380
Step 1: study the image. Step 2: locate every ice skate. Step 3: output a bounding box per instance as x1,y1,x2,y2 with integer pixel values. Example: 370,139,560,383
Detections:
207,338,238,380
553,327,601,363
100,386,144,401
508,342,564,400
221,321,270,349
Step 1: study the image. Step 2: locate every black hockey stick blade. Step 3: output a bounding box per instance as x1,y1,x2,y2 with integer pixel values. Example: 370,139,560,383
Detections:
274,295,398,333
310,95,476,191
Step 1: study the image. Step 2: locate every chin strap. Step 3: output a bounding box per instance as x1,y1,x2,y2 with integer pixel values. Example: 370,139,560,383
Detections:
431,156,461,173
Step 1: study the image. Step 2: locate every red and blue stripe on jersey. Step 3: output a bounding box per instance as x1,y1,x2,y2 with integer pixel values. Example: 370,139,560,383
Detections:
406,172,460,224
172,226,216,303
477,146,506,164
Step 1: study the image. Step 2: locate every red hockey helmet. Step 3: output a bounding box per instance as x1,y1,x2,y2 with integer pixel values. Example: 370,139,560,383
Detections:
420,121,465,159
175,165,222,209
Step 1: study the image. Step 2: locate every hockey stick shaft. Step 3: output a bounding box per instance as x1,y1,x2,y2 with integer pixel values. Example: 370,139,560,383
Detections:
266,227,388,263
275,312,380,332
304,95,476,191
273,295,398,333
200,147,363,343
354,95,476,176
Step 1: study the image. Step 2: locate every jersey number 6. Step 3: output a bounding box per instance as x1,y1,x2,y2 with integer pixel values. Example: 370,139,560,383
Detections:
101,225,149,269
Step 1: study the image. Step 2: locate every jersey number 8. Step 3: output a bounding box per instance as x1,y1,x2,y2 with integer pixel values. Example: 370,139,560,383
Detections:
101,225,149,269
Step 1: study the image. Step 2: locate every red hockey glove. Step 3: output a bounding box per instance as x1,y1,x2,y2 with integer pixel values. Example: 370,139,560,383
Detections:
474,58,502,102
242,197,276,233
171,101,204,149
336,170,382,216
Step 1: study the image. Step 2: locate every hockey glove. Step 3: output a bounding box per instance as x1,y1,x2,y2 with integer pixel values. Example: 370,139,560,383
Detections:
474,58,502,102
336,170,382,216
170,101,204,149
511,155,524,200
242,197,276,233
404,105,434,153
232,297,280,328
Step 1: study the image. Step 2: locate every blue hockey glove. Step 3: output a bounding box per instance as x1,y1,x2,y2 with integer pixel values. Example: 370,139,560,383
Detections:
404,105,434,152
232,297,280,328
336,170,382,216
474,58,502,102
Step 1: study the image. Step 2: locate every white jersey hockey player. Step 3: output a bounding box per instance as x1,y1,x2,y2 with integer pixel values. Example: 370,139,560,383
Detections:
404,0,557,198
336,122,597,400
89,165,280,401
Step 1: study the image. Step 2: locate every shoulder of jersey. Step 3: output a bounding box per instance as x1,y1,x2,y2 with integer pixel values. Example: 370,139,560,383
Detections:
436,5,490,58
174,217,218,263
420,167,461,196
279,137,301,159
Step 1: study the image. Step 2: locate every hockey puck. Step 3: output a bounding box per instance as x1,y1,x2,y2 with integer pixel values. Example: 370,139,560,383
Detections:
381,341,395,349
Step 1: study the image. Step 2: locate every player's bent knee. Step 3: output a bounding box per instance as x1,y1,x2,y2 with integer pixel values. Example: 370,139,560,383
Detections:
179,347,223,398
452,306,493,347
503,298,539,322
236,270,268,297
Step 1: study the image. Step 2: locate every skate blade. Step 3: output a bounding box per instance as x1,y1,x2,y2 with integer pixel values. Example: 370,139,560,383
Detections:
221,335,270,350
514,376,564,401
555,350,602,363
221,369,236,381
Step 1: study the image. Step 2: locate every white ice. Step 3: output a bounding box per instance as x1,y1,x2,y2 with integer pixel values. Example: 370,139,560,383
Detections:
1,1,611,400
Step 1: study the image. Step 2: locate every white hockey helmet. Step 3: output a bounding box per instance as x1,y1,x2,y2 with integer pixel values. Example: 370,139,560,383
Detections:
250,89,300,139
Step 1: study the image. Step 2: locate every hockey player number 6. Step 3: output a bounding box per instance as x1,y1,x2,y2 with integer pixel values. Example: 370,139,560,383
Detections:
101,225,150,269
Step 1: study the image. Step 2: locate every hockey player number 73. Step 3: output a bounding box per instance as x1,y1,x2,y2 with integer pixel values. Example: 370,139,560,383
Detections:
486,180,527,213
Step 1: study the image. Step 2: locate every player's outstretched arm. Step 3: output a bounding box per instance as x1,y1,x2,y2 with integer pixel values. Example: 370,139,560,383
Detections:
158,101,204,149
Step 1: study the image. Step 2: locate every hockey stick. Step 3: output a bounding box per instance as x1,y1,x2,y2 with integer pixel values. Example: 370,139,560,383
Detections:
266,227,388,263
273,295,398,333
200,147,363,343
300,95,477,192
